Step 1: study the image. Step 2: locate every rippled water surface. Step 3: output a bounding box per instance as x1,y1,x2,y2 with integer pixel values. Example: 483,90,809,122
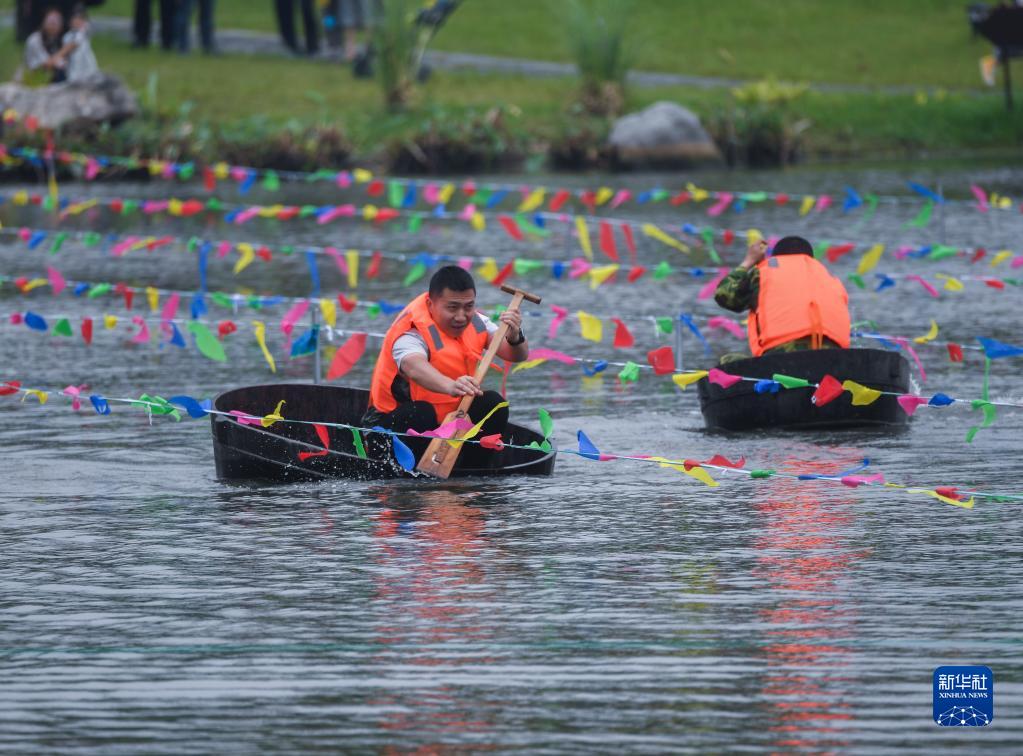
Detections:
2,162,1023,752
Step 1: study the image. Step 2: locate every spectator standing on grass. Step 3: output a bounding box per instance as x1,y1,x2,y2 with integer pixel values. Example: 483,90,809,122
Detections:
175,0,217,54
59,6,101,82
274,0,321,56
132,0,176,50
334,0,375,63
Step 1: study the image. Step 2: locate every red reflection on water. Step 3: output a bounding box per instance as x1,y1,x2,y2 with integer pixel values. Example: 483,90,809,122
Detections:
754,455,872,750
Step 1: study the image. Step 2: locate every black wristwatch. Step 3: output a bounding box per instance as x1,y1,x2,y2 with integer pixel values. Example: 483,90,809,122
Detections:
506,328,526,346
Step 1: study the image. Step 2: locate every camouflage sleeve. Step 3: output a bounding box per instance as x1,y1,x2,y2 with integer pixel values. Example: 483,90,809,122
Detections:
714,266,758,312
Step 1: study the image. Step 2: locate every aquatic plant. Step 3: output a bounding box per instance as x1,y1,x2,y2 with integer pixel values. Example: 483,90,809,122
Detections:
562,0,635,117
709,77,811,167
372,0,420,113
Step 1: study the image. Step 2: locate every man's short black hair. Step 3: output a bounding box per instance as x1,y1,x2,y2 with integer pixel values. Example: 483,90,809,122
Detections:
428,265,476,298
772,235,814,257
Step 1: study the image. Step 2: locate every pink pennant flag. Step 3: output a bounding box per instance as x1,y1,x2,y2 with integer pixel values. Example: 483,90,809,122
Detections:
841,473,885,487
548,306,568,340
707,316,744,339
406,417,473,439
457,257,473,270
46,265,66,295
229,167,248,182
971,184,989,213
528,347,577,365
897,395,928,416
131,316,150,343
893,337,927,384
216,241,232,258
111,236,138,256
281,301,310,336
708,368,742,388
229,410,263,425
142,200,169,214
698,268,730,300
906,274,939,297
459,203,477,221
18,227,32,242
234,207,261,224
317,205,355,225
621,223,637,264
324,247,348,275
569,258,592,279
161,292,180,322
423,183,440,204
335,171,351,188
62,384,85,410
609,189,631,209
814,194,833,212
893,245,915,260
85,158,101,180
706,192,733,217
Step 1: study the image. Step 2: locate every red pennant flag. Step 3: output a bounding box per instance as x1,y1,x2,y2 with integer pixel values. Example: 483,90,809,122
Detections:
256,245,273,262
811,374,844,406
984,278,1005,290
110,199,124,214
0,380,22,395
298,423,331,461
971,248,986,263
480,433,504,451
580,191,597,213
180,200,205,216
670,191,691,206
627,266,646,283
81,317,93,345
705,454,745,469
647,346,675,375
203,166,216,192
366,179,385,197
682,459,702,471
114,283,134,310
491,261,515,286
775,193,790,205
277,206,300,220
722,229,735,245
621,223,637,264
367,250,382,279
327,333,367,380
598,221,619,262
374,208,400,223
934,486,965,501
826,243,856,263
549,189,571,212
947,343,964,362
462,180,477,197
218,320,238,340
337,293,357,313
611,318,634,348
497,215,525,241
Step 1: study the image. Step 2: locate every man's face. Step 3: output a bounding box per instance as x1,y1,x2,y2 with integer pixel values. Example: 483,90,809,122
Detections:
427,288,476,338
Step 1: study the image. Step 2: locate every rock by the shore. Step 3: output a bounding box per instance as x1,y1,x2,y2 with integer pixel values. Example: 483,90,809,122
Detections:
0,74,138,130
608,101,721,167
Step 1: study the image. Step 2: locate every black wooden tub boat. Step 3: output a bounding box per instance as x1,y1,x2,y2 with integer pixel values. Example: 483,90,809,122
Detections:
211,384,556,483
696,349,911,431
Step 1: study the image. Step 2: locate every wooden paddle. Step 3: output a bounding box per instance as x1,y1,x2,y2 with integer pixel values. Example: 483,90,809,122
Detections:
416,284,542,478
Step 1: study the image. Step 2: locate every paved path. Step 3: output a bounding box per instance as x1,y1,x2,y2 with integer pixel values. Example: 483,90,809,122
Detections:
5,14,973,97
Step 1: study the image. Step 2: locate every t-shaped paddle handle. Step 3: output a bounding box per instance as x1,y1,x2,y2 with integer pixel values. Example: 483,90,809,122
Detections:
500,284,542,305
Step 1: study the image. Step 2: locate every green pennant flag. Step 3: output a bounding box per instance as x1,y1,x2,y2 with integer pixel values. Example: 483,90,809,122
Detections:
750,469,774,479
205,198,222,211
52,318,73,337
49,232,68,254
351,428,367,459
262,170,280,192
187,237,200,253
538,408,553,440
388,181,404,208
655,317,674,335
699,228,720,263
515,214,550,238
407,214,423,234
741,191,768,202
86,283,112,299
83,232,101,247
186,321,227,362
178,163,195,180
210,292,233,308
906,200,933,228
847,273,865,290
651,189,670,202
929,245,958,261
299,205,317,218
966,400,997,443
653,261,673,280
133,394,182,421
513,259,547,275
367,303,381,318
772,373,810,389
618,361,640,383
403,262,428,287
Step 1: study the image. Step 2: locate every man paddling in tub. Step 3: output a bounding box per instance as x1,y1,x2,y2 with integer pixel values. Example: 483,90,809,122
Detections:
364,265,531,467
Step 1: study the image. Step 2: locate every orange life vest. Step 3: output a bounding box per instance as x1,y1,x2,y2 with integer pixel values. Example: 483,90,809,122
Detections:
369,292,490,422
747,254,851,357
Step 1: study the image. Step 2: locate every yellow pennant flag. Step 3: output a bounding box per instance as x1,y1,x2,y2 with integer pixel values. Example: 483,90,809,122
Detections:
477,258,499,283
104,315,118,329
996,195,1012,210
145,286,159,312
353,168,373,183
213,162,229,179
935,273,964,291
471,212,486,231
234,243,255,275
449,401,510,448
13,190,29,206
261,399,286,428
910,488,975,509
595,186,614,206
512,358,548,373
577,311,603,342
22,389,48,404
642,223,689,254
799,195,816,215
588,264,619,289
129,236,154,252
168,198,183,216
362,204,379,221
685,182,709,202
253,321,276,373
148,160,165,177
23,278,48,292
345,250,359,289
684,466,720,487
913,319,939,344
575,216,593,260
258,204,284,218
518,187,546,213
857,244,885,275
746,229,764,248
64,199,98,216
438,183,455,205
990,250,1012,268
672,371,708,390
319,298,337,328
842,379,881,405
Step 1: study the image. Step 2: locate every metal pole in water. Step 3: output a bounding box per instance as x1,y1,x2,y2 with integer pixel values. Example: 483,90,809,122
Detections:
674,316,684,373
312,304,321,385
938,180,946,245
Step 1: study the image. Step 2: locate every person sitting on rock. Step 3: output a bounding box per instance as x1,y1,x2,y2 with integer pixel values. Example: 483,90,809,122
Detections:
21,9,68,85
714,235,850,362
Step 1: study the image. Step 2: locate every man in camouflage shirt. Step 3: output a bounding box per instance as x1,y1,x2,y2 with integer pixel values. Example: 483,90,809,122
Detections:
714,237,844,362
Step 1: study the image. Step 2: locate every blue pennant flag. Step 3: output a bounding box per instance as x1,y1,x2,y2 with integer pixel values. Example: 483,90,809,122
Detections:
907,182,944,204
583,360,608,376
290,325,320,357
577,430,601,460
978,337,1023,359
168,395,209,418
305,250,321,297
679,313,711,356
843,186,863,213
392,436,415,470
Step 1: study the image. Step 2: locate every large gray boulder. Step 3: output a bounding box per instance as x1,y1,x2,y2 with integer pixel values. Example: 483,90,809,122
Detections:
609,101,721,167
0,74,138,130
